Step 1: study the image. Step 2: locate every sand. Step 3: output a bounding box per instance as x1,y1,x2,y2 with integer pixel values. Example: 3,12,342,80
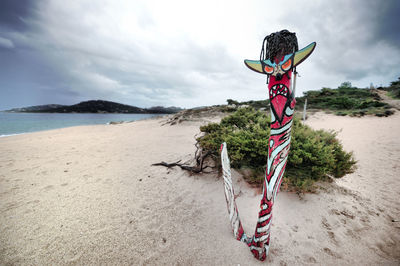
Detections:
0,112,399,265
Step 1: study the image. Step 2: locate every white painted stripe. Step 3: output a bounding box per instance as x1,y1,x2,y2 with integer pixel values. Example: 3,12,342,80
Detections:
267,155,288,200
270,108,276,123
270,120,293,136
256,220,271,233
258,213,271,223
267,136,291,175
249,245,265,253
253,233,269,243
285,106,294,116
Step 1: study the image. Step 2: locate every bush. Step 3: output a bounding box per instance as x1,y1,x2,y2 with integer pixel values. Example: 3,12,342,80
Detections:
230,79,396,117
386,77,400,99
338,81,352,89
295,82,392,117
198,108,356,191
226,99,239,105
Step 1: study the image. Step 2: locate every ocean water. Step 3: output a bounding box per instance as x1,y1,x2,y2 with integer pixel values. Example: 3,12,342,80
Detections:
0,112,164,137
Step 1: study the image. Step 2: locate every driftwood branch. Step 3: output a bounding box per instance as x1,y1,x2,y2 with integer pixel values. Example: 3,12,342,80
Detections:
152,160,182,168
152,147,213,174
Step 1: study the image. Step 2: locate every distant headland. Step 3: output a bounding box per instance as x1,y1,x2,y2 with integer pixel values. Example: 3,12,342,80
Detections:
4,100,183,114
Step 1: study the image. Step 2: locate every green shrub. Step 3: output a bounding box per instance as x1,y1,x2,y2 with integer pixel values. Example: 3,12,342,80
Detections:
230,79,396,116
295,82,392,116
385,77,400,99
198,108,356,191
226,99,239,106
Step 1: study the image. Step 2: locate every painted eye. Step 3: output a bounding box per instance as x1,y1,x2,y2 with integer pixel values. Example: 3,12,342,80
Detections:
281,59,292,71
264,65,274,74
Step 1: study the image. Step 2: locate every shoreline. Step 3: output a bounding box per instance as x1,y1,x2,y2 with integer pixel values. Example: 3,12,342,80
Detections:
0,133,24,138
0,112,169,138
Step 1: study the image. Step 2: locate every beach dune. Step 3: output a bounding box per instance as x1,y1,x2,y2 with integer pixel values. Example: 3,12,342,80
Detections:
0,113,399,265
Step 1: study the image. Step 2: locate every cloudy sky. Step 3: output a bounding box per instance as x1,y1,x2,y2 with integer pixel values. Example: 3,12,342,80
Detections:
0,0,399,109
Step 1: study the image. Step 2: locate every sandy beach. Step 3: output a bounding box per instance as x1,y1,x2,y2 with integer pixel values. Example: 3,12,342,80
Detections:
1,112,399,265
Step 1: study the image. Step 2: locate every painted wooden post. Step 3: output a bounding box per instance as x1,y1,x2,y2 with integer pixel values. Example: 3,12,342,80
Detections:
221,32,316,261
303,98,307,121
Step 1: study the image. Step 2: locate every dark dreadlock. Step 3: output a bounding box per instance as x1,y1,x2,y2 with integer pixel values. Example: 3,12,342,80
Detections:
259,30,298,84
260,29,298,63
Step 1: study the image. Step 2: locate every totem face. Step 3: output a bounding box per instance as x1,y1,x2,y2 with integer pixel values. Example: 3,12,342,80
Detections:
244,42,316,77
262,53,294,77
268,72,293,124
244,42,316,124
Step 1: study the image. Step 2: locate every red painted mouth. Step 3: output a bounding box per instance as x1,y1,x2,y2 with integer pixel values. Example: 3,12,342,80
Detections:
269,83,289,122
270,83,289,99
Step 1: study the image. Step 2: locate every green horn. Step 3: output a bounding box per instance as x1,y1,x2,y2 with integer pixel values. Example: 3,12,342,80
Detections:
293,42,316,67
244,59,264,74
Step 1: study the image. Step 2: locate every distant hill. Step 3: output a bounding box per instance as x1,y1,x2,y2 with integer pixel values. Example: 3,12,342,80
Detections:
147,106,182,113
5,100,182,114
7,104,66,112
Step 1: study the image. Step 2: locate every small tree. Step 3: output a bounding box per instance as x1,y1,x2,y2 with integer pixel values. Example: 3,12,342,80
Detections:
390,77,400,87
227,99,239,105
339,81,352,89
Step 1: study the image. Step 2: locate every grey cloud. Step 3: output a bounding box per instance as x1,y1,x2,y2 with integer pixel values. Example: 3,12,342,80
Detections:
371,0,400,48
281,0,400,85
0,0,38,31
1,0,399,110
2,14,240,108
0,37,14,48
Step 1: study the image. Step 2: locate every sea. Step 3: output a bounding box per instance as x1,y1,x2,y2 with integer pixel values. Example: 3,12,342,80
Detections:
0,112,164,137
